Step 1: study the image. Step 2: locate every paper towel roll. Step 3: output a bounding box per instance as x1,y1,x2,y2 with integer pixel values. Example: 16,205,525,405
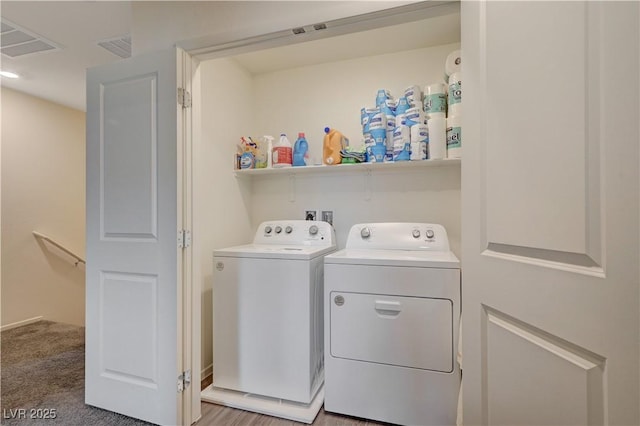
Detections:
428,117,447,159
447,115,462,159
448,72,462,117
404,85,422,108
424,82,448,119
395,97,410,115
410,142,425,161
393,127,411,161
410,123,429,143
405,107,425,127
445,49,461,77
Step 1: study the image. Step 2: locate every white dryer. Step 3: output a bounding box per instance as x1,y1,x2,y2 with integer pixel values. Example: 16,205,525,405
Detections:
201,220,336,424
323,223,461,426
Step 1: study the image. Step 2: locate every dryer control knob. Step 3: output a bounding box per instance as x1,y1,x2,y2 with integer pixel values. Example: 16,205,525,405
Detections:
285,226,293,234
265,226,272,234
275,226,282,234
412,229,421,238
309,225,319,235
426,229,435,239
361,227,371,238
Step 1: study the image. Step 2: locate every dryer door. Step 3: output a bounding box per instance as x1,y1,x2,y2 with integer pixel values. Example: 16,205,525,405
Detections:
329,291,453,372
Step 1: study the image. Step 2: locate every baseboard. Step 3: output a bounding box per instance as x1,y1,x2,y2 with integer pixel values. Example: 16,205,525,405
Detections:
201,363,212,379
1,316,44,332
201,364,213,390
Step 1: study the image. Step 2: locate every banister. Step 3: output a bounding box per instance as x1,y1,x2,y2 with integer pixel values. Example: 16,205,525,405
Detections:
33,231,85,267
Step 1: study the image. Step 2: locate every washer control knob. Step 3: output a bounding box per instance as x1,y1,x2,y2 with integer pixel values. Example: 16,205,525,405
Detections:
412,229,421,239
361,227,371,238
285,226,293,234
426,229,435,239
265,226,272,234
309,225,319,235
275,226,282,234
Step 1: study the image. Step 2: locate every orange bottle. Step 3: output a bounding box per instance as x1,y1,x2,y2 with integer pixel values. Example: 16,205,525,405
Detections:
322,127,348,165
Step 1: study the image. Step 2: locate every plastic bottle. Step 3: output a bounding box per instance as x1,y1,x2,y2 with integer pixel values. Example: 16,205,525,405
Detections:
323,127,348,165
293,133,309,167
265,135,274,168
272,133,292,168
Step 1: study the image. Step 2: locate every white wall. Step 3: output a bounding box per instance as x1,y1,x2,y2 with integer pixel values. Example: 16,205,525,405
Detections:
195,57,254,376
250,42,462,253
1,88,86,327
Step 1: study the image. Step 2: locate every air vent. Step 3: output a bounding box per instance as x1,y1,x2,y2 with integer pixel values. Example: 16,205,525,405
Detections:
0,18,61,58
97,35,131,59
292,27,306,35
313,23,328,31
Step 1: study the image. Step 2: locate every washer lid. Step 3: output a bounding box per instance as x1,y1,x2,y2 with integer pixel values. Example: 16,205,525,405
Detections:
324,248,460,268
214,243,337,260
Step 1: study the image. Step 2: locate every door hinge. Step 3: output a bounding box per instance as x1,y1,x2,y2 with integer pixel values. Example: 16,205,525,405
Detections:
178,88,192,108
178,229,191,249
177,369,191,393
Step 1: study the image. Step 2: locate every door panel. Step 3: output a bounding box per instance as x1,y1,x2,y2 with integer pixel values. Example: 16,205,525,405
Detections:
483,1,601,265
462,1,639,425
86,48,182,425
101,74,158,239
485,308,605,426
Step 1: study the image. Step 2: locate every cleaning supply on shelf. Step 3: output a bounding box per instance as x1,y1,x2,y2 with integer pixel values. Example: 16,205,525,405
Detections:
272,133,292,168
254,136,269,168
237,136,257,169
446,115,462,159
448,72,462,117
240,151,255,169
340,146,366,163
293,133,309,167
424,83,447,119
264,135,274,168
323,127,349,165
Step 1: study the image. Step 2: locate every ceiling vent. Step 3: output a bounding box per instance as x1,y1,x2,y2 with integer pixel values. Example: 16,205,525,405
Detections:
98,35,131,58
1,18,62,58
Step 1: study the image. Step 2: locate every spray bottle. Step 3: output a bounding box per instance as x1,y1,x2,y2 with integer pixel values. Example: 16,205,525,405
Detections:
265,135,274,168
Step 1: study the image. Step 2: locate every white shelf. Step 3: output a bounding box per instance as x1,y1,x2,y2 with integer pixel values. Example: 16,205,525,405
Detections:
234,158,460,178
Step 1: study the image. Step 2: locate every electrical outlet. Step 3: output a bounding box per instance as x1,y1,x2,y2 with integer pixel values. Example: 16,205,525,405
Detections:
321,210,333,225
305,210,318,221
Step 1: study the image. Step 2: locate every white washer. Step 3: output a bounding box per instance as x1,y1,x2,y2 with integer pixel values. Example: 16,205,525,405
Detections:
201,220,336,424
323,223,461,426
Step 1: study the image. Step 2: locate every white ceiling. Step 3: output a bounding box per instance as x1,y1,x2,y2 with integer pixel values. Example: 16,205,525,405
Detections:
233,13,460,75
1,1,132,111
0,1,459,112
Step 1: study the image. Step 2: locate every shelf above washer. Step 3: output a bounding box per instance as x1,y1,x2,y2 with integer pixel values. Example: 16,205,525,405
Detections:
234,158,460,178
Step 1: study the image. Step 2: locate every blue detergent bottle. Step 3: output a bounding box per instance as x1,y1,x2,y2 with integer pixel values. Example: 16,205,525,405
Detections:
293,132,309,166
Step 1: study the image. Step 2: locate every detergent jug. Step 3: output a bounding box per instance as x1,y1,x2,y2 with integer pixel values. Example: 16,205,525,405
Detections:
293,133,309,167
322,127,348,165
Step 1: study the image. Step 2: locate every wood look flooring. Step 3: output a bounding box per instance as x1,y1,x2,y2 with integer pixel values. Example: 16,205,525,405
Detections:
198,401,390,426
198,376,390,426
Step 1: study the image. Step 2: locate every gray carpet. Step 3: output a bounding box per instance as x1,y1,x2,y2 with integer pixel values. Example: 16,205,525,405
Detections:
1,320,151,425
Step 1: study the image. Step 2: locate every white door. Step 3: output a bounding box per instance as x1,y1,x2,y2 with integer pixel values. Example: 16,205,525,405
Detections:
85,48,185,425
462,1,639,425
